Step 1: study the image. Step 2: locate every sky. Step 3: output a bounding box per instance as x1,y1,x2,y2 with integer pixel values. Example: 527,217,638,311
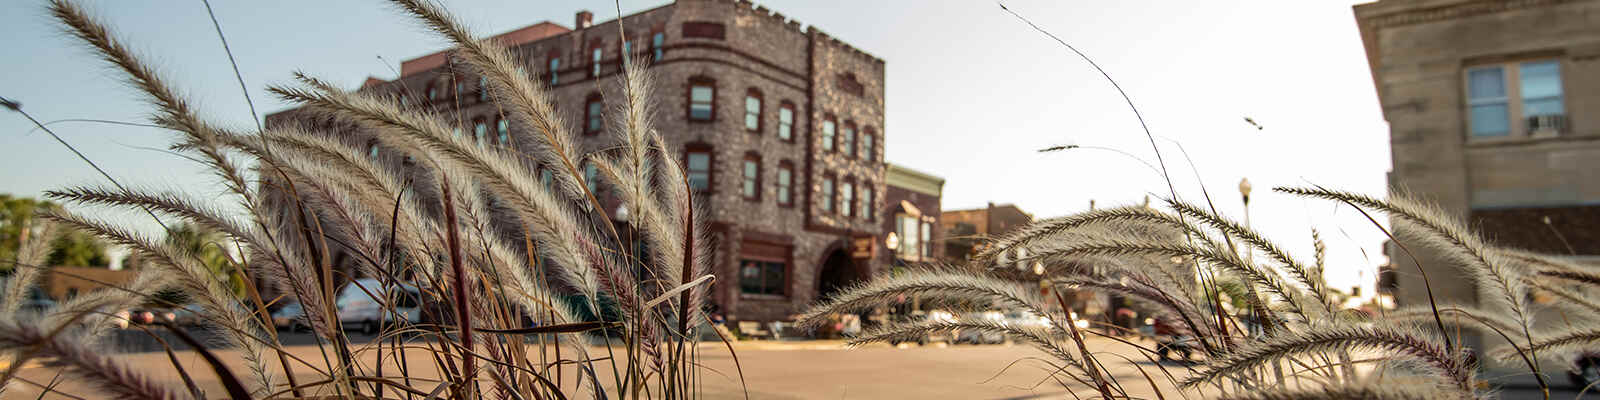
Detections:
0,0,1390,297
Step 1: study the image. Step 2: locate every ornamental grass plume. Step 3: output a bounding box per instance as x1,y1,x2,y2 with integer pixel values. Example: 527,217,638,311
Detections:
1,0,726,398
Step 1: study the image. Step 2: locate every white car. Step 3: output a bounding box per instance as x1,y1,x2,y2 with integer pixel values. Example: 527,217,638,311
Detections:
336,278,423,334
955,311,1006,344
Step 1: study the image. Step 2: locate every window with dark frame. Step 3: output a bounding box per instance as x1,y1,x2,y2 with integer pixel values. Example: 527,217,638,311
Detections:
778,102,795,141
820,175,834,213
591,46,603,78
776,161,793,206
682,22,726,40
548,52,561,85
651,31,665,61
686,145,712,192
584,161,599,193
862,127,875,162
496,118,509,145
585,93,604,135
744,89,763,132
427,82,439,101
739,259,785,295
688,78,715,121
366,141,379,159
821,117,836,152
861,184,874,221
472,118,488,147
841,122,856,158
478,76,489,102
741,153,761,201
840,179,854,217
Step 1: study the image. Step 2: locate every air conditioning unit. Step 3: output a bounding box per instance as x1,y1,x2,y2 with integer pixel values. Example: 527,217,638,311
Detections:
1527,114,1567,137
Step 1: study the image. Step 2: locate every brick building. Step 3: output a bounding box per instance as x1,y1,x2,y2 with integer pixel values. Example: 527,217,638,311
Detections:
878,163,945,272
1354,0,1600,314
265,0,887,324
940,203,1033,261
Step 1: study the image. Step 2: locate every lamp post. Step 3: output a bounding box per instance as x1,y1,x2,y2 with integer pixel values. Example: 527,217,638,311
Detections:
1238,178,1254,264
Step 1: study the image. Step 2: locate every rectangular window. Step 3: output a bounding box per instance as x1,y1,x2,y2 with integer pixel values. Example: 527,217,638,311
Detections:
777,165,792,205
821,120,835,151
584,162,599,193
689,83,714,121
540,168,555,188
587,99,604,133
652,32,665,60
1520,61,1564,118
921,221,933,257
478,77,489,101
1467,66,1509,137
841,125,855,158
682,22,726,40
687,150,711,191
897,215,919,259
742,159,759,200
840,182,853,217
473,121,488,146
820,177,834,213
861,186,874,220
548,57,561,85
591,47,602,77
497,119,509,145
744,95,761,131
778,106,794,141
739,259,785,295
862,133,874,162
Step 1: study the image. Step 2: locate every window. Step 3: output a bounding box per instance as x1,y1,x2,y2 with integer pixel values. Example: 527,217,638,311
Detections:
366,141,379,159
897,214,920,259
548,53,561,85
478,76,489,102
837,72,865,97
920,221,933,257
778,102,795,141
841,122,856,158
820,175,834,213
686,145,712,192
821,117,836,152
840,180,854,217
739,259,785,295
862,128,875,162
427,83,439,101
398,93,408,107
744,89,762,132
682,22,725,40
585,94,604,135
741,153,760,201
651,31,665,61
540,167,555,188
585,161,601,194
456,78,466,97
453,126,463,139
473,119,488,146
591,46,603,78
688,78,715,121
496,118,510,145
861,184,874,221
1466,60,1565,138
776,161,793,206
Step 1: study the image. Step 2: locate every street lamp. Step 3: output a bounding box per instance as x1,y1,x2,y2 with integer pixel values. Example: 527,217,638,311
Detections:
1238,177,1254,267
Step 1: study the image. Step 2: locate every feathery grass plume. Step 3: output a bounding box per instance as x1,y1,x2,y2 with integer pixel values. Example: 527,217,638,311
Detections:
1167,199,1331,312
384,0,591,209
1,220,55,318
1213,382,1460,400
1507,329,1600,361
798,267,1054,329
1381,304,1526,343
44,186,268,253
42,211,278,396
39,267,170,340
1182,324,1474,393
1523,277,1600,315
974,205,1206,266
854,318,1082,368
0,319,190,400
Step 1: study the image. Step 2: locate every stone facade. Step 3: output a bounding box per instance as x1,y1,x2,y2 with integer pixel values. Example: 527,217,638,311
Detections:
1354,0,1600,343
265,0,886,324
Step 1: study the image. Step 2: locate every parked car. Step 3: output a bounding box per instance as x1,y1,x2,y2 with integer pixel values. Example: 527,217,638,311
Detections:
336,278,422,334
272,302,309,332
170,304,206,326
1569,351,1600,389
889,309,957,346
955,311,1006,345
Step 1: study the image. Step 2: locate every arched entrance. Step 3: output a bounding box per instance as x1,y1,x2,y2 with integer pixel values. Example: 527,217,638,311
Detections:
816,246,862,302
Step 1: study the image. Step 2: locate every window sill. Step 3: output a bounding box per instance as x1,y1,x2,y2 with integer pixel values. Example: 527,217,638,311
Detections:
740,293,788,301
1466,132,1597,148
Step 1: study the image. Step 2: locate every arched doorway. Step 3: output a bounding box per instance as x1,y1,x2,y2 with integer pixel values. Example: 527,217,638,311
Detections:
816,246,862,302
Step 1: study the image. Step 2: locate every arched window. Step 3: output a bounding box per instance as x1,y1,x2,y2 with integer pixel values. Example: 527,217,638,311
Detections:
841,121,856,158
687,77,716,122
862,127,876,162
584,93,604,135
821,116,836,152
861,182,874,221
496,118,510,145
472,118,488,146
744,89,763,132
685,143,713,192
776,160,794,207
741,152,761,201
820,174,835,213
777,102,795,142
840,178,854,217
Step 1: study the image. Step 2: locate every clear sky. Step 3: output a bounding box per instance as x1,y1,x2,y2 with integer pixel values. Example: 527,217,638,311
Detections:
0,0,1389,297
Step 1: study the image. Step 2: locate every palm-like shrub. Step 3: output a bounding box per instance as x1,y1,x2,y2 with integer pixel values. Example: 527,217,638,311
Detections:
804,187,1600,399
0,0,719,399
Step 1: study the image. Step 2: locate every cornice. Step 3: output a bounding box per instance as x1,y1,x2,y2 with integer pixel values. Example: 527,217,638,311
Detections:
1364,0,1583,29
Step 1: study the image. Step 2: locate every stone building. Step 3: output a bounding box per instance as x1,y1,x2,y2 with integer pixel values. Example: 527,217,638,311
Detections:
1354,0,1599,330
265,0,886,324
940,203,1033,261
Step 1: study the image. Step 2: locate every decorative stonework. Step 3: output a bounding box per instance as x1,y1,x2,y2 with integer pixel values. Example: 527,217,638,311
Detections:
1365,0,1582,29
